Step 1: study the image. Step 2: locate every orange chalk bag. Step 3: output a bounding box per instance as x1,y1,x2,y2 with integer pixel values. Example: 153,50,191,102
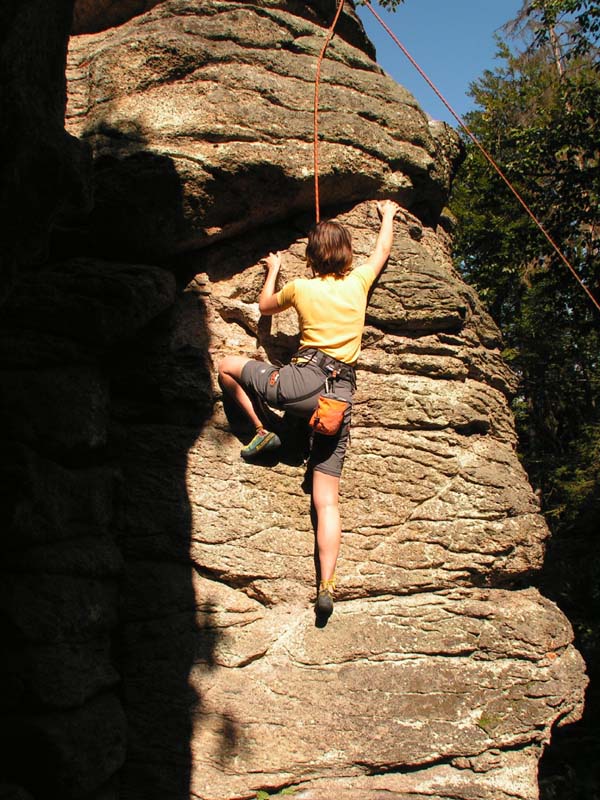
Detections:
309,393,350,436
309,368,351,436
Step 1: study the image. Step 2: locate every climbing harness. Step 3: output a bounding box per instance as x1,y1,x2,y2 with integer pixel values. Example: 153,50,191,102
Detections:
298,349,354,436
312,1,600,314
262,349,355,412
293,348,356,384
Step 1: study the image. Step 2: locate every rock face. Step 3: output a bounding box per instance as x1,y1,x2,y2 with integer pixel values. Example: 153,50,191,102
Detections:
0,1,587,800
65,0,459,260
166,201,583,800
184,588,582,799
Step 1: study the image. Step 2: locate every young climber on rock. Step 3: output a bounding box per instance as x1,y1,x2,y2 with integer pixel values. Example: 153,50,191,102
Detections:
218,199,401,617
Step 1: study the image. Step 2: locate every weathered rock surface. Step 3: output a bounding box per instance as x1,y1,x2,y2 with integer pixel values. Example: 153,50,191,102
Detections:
178,587,582,799
108,197,587,799
0,258,213,799
65,0,460,259
118,567,584,800
1,1,588,799
185,204,542,608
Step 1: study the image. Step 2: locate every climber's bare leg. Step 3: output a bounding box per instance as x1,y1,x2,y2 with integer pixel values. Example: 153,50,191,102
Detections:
218,356,263,431
312,471,341,582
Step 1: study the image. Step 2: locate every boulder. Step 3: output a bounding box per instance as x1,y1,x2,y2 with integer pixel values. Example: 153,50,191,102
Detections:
66,0,461,259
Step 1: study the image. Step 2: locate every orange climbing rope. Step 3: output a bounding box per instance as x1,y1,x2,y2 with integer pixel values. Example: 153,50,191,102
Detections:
362,1,600,314
313,0,345,223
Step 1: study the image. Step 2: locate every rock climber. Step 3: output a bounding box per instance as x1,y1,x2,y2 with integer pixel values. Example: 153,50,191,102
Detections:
218,199,401,618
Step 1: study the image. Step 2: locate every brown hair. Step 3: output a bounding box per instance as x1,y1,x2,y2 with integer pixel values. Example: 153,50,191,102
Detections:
306,220,353,277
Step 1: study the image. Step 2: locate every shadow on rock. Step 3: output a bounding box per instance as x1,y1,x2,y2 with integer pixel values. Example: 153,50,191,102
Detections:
536,534,600,800
1,86,247,795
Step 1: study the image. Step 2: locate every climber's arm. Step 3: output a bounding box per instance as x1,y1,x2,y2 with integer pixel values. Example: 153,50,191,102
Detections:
364,200,401,278
258,252,285,315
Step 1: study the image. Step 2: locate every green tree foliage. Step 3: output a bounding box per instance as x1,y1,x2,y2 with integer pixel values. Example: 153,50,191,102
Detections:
450,15,600,790
451,12,600,539
528,0,600,59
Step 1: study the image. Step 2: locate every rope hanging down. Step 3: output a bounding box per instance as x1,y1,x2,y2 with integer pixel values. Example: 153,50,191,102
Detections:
314,0,345,223
363,1,600,315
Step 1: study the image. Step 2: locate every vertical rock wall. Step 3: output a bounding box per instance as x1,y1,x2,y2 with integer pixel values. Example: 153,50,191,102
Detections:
171,201,585,800
0,2,588,800
1,4,210,798
0,255,216,799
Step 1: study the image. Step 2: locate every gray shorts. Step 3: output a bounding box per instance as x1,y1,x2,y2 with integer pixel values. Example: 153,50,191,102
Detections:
240,358,354,478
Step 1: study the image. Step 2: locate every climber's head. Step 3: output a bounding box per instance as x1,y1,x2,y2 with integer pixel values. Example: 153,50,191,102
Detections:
306,220,353,277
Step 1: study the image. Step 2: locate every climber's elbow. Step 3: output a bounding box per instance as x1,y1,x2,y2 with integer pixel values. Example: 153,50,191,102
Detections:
259,295,280,315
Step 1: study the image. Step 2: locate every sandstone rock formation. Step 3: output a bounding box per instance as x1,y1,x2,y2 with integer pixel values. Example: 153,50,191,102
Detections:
0,1,588,800
65,0,459,260
167,201,584,800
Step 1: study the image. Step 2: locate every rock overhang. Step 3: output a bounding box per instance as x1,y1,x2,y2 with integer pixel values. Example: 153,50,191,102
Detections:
66,0,462,261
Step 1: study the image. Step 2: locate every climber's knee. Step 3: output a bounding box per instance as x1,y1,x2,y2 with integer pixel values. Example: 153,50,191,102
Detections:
218,355,247,382
312,471,340,514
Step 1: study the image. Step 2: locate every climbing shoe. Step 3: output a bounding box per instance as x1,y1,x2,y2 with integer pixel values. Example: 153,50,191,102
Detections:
315,575,336,618
240,428,281,460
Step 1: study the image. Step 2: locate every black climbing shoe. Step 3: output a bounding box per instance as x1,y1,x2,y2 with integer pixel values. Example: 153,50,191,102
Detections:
315,576,336,618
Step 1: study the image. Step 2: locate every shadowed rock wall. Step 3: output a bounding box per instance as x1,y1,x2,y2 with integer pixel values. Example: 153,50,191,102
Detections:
0,1,588,799
72,0,165,34
0,0,89,301
1,3,213,799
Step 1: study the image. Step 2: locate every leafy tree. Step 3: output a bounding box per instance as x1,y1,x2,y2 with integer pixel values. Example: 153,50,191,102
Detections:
451,19,600,531
527,0,600,60
450,9,600,791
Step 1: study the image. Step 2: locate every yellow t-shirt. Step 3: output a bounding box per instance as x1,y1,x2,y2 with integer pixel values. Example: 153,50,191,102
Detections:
275,263,377,364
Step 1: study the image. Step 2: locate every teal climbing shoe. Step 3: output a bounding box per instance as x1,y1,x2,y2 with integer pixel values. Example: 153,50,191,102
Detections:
240,429,281,460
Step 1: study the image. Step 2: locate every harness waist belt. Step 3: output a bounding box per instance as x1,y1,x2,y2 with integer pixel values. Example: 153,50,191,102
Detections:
293,348,356,380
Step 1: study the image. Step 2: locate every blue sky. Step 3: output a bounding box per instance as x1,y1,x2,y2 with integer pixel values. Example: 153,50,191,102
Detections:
355,0,524,127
